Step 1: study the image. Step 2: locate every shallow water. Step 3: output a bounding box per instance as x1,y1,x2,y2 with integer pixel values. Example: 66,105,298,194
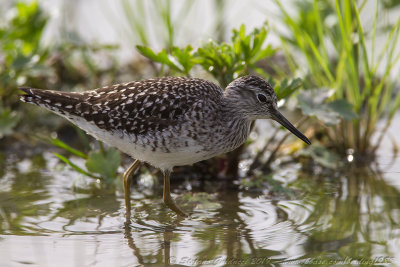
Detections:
1,146,400,266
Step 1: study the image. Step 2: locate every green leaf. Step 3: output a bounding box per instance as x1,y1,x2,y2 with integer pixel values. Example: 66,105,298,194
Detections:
255,45,276,61
298,89,357,125
136,45,185,73
136,45,162,62
0,107,19,138
11,54,32,69
274,78,302,100
326,99,358,120
170,45,194,74
85,147,121,181
138,25,276,87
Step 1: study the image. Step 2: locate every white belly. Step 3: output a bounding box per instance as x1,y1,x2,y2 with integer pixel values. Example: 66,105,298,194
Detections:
67,115,217,171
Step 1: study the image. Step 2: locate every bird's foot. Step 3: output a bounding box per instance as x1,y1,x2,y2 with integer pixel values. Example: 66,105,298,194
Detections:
163,195,188,217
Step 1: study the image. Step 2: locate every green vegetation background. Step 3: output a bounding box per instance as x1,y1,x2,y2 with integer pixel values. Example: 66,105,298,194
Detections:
1,0,399,186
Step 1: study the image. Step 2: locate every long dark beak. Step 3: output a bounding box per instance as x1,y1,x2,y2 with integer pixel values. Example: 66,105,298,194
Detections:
271,110,311,145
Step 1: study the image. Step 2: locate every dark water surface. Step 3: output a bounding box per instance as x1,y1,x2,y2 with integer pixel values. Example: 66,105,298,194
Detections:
1,125,400,267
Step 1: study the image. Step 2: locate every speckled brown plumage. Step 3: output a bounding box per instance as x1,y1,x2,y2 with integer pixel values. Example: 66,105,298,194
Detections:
20,75,310,171
22,78,218,132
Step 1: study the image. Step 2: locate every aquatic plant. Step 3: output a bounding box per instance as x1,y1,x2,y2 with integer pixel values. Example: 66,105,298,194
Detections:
275,0,400,159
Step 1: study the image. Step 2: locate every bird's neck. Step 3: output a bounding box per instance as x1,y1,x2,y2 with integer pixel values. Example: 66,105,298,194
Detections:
220,92,250,121
218,96,253,151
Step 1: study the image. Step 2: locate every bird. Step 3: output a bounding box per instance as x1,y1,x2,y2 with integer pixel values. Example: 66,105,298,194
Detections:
20,75,311,217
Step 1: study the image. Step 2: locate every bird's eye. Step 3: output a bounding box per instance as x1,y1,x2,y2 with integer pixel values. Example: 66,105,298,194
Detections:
257,94,267,103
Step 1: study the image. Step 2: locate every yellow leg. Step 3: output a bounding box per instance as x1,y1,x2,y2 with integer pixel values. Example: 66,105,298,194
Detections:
163,170,188,217
123,160,140,217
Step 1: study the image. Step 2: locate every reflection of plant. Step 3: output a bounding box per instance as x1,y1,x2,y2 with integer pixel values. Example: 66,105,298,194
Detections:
241,173,294,196
291,166,400,261
275,0,400,157
0,169,52,235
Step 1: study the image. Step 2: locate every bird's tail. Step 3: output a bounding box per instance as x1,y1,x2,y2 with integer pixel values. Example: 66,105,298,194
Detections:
19,87,83,115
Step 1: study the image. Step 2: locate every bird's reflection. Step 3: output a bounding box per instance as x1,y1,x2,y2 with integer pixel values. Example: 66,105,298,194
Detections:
124,212,185,267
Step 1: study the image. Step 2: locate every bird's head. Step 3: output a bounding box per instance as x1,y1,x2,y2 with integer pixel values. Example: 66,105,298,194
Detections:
224,75,311,145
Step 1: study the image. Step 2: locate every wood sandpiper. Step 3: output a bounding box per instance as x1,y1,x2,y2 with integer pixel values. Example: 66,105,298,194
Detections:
20,75,311,217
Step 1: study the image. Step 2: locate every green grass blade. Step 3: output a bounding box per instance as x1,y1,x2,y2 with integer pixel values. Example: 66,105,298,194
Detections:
370,17,400,118
370,0,378,69
352,0,372,102
54,153,99,179
313,0,329,64
335,0,360,107
389,82,400,119
38,136,88,159
374,17,400,72
121,0,149,46
304,34,335,84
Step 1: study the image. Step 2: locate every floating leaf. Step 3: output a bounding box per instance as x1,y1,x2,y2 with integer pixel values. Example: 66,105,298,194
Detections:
299,144,340,169
178,192,222,210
